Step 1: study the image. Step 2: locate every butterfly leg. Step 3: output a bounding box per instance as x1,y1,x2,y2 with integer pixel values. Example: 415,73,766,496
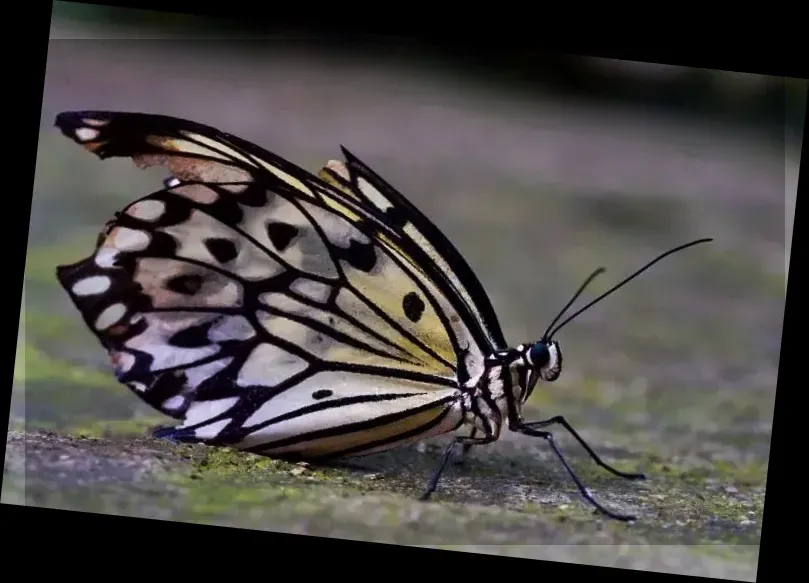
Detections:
519,416,645,480
516,426,637,522
419,434,495,501
454,428,478,466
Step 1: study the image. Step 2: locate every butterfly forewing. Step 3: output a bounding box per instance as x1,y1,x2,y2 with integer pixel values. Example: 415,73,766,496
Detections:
54,111,495,457
56,112,498,354
318,152,507,351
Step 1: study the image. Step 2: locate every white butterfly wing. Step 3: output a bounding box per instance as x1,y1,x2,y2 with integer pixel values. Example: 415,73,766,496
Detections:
54,111,493,458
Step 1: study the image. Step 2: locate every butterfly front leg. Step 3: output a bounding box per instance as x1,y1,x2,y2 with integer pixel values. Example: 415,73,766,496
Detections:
510,415,644,522
516,415,645,481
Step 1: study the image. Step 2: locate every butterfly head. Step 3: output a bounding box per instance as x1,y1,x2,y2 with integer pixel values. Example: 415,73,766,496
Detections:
526,340,563,382
509,340,562,404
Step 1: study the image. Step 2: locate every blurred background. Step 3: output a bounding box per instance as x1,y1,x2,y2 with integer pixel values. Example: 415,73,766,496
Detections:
11,1,802,576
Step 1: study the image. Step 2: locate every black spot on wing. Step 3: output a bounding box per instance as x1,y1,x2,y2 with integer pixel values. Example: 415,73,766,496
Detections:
402,291,426,323
204,237,239,264
144,231,181,258
383,206,408,230
266,221,299,251
312,389,333,400
335,240,377,272
166,274,204,295
138,370,190,417
169,321,215,348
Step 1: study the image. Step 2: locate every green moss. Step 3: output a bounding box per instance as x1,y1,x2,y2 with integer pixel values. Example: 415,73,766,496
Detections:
194,446,289,478
180,481,302,521
67,416,168,438
680,458,768,487
156,445,367,524
186,446,367,490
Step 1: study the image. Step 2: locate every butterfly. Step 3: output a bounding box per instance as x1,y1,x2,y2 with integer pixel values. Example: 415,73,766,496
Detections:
54,110,711,521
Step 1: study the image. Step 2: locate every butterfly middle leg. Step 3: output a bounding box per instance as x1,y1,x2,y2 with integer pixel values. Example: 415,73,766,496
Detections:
453,428,478,466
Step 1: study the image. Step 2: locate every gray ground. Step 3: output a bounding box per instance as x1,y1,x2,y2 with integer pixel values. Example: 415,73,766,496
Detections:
7,26,797,581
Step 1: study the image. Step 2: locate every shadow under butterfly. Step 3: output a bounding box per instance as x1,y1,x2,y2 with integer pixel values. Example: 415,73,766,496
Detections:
53,110,712,522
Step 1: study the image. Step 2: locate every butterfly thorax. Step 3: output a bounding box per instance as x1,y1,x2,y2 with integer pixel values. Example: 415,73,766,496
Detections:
463,340,562,436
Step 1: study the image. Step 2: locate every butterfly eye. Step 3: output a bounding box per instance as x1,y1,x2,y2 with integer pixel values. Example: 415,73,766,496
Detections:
528,342,551,369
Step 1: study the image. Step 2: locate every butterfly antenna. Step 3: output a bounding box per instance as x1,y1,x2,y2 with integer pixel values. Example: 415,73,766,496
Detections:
541,267,606,340
547,237,713,339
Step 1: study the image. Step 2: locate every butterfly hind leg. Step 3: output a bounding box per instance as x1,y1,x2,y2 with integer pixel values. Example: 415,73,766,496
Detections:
453,428,478,466
419,432,495,501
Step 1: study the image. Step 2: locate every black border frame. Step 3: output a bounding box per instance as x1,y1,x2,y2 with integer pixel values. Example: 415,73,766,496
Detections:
5,1,804,580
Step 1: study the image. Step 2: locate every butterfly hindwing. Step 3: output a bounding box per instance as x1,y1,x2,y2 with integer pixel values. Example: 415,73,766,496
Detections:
57,179,469,456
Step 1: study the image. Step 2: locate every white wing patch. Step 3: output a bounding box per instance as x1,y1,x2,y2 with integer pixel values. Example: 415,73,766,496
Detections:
235,343,310,388
71,275,111,296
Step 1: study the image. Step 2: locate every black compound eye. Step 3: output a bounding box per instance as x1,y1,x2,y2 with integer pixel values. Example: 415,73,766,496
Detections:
528,343,550,368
